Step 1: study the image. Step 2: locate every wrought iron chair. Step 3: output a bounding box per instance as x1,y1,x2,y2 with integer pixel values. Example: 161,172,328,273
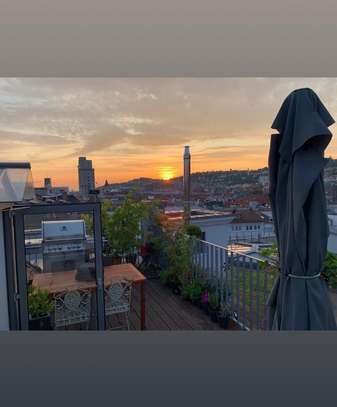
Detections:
104,280,133,330
53,289,92,329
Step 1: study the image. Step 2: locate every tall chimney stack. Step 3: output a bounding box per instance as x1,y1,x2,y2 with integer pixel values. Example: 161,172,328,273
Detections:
183,145,191,224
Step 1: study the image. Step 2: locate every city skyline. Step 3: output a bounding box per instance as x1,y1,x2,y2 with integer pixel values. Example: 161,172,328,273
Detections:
1,78,337,189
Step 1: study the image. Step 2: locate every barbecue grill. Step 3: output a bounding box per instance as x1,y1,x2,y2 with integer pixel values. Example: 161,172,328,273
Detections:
42,220,88,273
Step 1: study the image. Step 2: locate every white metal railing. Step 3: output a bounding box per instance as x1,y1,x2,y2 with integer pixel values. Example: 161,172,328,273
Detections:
191,239,277,330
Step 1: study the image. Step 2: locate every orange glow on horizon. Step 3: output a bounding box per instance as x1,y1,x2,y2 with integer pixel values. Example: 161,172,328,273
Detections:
159,167,176,181
30,136,337,188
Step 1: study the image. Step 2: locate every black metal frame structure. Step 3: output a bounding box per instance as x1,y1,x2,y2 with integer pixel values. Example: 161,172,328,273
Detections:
3,202,105,330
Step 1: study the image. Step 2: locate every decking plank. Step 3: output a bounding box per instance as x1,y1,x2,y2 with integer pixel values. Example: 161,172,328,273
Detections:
128,279,220,331
146,281,208,329
148,280,220,330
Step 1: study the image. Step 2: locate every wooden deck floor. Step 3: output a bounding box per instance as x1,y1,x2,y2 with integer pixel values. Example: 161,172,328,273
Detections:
129,279,221,330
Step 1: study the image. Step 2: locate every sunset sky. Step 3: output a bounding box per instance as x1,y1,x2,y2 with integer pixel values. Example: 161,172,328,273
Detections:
1,78,337,190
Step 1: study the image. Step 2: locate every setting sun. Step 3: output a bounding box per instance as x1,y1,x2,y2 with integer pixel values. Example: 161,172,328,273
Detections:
159,167,175,181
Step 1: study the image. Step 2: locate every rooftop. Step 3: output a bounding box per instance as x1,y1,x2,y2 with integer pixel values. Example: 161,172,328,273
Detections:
230,210,271,224
165,208,231,221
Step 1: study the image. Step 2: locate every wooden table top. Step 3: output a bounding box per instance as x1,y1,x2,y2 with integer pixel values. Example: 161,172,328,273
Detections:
32,263,146,294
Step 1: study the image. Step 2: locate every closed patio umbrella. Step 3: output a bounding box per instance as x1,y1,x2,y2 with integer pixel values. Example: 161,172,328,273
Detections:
267,87,337,330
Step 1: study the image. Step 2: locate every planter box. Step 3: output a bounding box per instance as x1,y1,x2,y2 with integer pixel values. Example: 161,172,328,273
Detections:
29,314,52,330
102,255,114,267
112,257,122,265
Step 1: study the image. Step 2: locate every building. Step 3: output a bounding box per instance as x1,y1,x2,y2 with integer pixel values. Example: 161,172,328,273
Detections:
44,177,52,193
165,207,275,248
34,177,70,202
165,208,234,247
228,209,275,243
78,156,95,197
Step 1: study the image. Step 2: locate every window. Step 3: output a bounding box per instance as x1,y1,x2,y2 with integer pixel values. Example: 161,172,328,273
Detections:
201,231,206,240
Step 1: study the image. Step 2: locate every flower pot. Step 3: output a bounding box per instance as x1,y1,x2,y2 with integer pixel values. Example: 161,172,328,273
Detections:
102,255,114,267
112,256,122,265
191,298,199,306
173,286,182,296
125,253,137,264
168,281,179,292
209,309,218,323
219,315,231,329
201,303,209,315
29,314,52,330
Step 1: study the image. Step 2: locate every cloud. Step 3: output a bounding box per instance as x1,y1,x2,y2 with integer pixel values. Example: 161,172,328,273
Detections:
1,77,337,187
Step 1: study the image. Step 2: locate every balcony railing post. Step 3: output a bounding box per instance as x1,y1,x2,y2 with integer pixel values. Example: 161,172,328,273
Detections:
210,244,214,286
220,247,224,306
263,265,268,330
236,254,240,322
249,258,254,329
195,239,276,330
242,261,247,327
256,263,261,329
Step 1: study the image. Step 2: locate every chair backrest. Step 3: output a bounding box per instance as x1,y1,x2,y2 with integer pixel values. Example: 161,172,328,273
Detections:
105,280,132,307
54,289,92,324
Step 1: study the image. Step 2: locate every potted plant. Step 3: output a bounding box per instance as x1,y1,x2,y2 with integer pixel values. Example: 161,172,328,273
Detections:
189,281,203,305
181,280,203,305
168,271,183,295
217,303,234,329
139,237,167,279
160,269,170,285
105,195,148,264
164,228,194,292
182,224,203,239
208,292,220,323
101,242,116,266
28,286,54,330
322,251,337,290
200,290,210,314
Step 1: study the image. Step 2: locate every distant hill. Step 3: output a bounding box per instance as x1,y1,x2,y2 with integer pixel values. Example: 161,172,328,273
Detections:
98,158,337,191
98,167,270,190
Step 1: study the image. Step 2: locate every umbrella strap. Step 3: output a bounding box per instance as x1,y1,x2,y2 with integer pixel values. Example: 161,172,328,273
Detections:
287,272,321,280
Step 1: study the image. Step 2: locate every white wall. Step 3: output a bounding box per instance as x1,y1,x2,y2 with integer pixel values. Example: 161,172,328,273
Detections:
0,213,9,330
230,222,275,241
192,217,233,247
328,233,337,254
327,215,337,254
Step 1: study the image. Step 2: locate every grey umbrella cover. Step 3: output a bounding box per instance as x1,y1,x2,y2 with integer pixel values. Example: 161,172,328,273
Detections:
267,88,337,330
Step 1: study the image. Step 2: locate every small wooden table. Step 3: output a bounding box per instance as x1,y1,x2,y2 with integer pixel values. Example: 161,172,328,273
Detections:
32,263,146,330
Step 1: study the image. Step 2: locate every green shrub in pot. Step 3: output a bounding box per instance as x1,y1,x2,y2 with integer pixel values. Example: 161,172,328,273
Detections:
181,280,204,304
208,291,220,322
322,251,337,289
28,286,54,330
217,303,234,329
